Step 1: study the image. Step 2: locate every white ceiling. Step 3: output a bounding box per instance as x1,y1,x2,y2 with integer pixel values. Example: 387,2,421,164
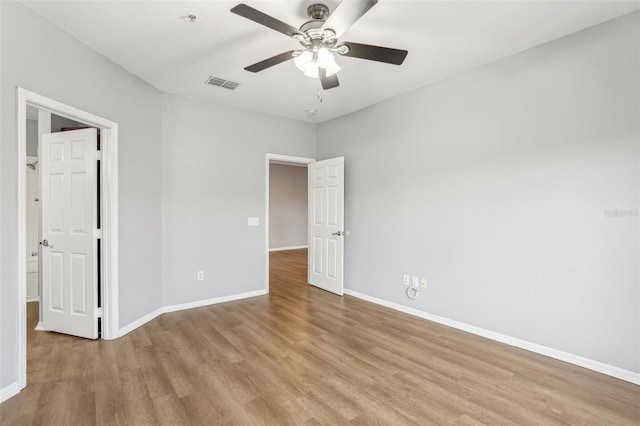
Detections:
22,1,640,123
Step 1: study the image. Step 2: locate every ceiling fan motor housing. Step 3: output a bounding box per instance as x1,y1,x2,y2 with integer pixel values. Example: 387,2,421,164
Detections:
307,4,330,21
298,4,340,51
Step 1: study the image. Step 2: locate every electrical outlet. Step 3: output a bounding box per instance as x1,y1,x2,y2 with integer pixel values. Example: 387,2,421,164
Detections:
403,274,410,286
197,270,204,281
412,276,419,288
421,278,427,289
247,217,259,227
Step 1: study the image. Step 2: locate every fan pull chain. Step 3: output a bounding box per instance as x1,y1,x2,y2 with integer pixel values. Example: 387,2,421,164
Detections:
316,81,323,103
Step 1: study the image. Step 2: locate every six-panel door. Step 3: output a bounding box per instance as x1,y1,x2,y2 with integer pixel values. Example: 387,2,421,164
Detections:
308,157,344,295
41,128,98,339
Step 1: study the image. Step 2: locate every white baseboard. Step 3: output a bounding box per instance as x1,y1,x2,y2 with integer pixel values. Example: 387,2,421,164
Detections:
269,245,308,252
118,308,163,337
344,289,640,385
0,382,20,404
26,296,40,303
35,322,45,331
161,289,268,314
118,289,269,337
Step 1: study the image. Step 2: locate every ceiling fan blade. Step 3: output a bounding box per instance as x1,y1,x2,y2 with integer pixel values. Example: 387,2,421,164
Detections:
320,69,340,90
244,50,296,73
231,4,303,38
339,42,408,65
321,0,378,38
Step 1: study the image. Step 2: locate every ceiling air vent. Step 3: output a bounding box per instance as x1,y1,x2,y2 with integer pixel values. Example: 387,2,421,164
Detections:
205,76,240,90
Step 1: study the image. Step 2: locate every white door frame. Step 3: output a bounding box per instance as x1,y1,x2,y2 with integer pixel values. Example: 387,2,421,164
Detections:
265,154,315,292
16,88,119,390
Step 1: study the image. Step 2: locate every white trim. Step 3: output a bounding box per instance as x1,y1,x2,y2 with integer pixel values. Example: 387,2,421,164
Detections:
265,154,315,294
269,245,308,252
17,89,27,389
34,322,45,331
267,154,315,164
101,124,119,340
0,382,20,404
270,160,308,167
16,88,119,392
162,289,268,314
118,289,268,337
37,110,50,322
344,289,640,385
26,296,40,303
117,308,163,338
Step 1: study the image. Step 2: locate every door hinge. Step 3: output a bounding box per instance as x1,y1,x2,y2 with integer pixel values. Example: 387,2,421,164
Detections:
96,307,103,318
96,229,103,239
96,151,103,161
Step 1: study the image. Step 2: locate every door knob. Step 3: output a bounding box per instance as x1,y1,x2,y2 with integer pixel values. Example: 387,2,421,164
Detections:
332,231,343,236
39,239,54,248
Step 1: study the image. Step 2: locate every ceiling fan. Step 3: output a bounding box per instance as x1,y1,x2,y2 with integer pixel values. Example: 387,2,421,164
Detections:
230,0,408,90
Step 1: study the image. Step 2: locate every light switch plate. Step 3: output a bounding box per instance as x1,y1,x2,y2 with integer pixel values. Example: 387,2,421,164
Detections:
412,276,419,288
403,274,410,286
248,217,259,227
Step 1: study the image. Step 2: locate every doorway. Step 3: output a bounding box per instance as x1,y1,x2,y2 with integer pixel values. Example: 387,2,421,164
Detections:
16,88,119,390
269,162,309,252
265,154,314,292
268,159,310,291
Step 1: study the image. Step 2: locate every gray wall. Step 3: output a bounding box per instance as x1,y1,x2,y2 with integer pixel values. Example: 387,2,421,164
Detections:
317,12,639,373
1,1,163,388
160,94,315,305
51,114,79,132
25,119,37,156
269,164,308,249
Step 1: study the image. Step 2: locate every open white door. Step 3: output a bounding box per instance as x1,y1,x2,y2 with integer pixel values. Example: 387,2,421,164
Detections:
308,157,344,295
41,128,99,339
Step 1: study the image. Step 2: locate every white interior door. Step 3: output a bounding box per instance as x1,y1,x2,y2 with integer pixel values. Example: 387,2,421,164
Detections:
308,157,344,295
41,128,98,339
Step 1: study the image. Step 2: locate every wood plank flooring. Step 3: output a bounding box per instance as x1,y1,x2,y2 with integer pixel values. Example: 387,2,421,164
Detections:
1,248,638,425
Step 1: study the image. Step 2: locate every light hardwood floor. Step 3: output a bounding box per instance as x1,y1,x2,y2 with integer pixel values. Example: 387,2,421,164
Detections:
1,249,638,425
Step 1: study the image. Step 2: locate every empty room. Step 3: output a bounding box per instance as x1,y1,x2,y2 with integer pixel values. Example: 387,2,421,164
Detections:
0,0,638,424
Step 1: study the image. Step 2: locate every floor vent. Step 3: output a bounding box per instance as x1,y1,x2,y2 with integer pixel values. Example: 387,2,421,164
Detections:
205,76,240,90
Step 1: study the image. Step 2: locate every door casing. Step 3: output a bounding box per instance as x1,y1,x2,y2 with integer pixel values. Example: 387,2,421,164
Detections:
16,88,119,390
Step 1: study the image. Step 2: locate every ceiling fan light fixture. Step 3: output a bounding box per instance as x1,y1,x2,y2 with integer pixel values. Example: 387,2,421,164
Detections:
316,47,332,67
317,47,341,76
297,48,340,78
294,50,313,71
304,61,320,78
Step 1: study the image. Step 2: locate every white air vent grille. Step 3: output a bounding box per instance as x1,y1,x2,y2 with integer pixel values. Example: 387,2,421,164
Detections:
205,76,240,90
